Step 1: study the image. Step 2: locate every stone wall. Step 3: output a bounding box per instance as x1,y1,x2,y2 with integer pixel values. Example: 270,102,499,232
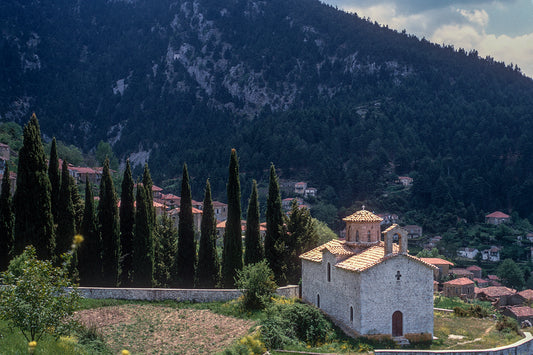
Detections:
75,285,298,302
374,331,533,355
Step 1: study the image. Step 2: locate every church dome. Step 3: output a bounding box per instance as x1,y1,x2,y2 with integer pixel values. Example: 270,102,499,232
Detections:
342,208,383,223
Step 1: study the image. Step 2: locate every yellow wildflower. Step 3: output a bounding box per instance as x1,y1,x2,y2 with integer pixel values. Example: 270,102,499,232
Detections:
28,341,37,348
73,234,84,246
121,350,131,355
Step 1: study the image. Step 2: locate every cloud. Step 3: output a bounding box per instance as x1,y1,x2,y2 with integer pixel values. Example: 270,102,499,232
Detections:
456,8,489,27
431,24,533,76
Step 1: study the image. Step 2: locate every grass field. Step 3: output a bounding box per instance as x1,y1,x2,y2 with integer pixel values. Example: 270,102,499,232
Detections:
0,298,527,354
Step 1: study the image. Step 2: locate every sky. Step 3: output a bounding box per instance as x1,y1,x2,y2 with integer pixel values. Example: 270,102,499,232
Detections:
321,0,533,78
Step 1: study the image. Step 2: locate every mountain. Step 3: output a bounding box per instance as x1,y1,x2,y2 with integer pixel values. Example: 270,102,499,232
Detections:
2,0,533,224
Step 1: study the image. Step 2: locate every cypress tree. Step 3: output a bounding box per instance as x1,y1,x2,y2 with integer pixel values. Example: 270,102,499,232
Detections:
78,177,100,286
0,165,14,271
222,149,243,288
244,180,263,265
196,179,220,288
48,137,60,222
142,164,155,228
97,157,120,286
56,160,76,255
14,113,55,260
265,163,287,285
153,213,177,288
119,160,135,287
70,176,84,233
132,184,153,287
175,163,196,288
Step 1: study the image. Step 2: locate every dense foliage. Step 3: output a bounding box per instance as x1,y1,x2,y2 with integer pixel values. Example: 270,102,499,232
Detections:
0,165,14,271
196,179,220,288
119,161,135,287
13,114,55,260
244,180,263,265
1,0,533,228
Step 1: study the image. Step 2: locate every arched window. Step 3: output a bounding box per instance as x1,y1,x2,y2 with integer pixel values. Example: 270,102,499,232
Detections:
350,306,354,322
367,230,371,242
356,230,359,242
317,294,320,308
378,230,381,241
327,263,331,282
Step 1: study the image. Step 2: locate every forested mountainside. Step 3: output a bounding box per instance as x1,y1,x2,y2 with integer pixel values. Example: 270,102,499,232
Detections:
2,0,533,223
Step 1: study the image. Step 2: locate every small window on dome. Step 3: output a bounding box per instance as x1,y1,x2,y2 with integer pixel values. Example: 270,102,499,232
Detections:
367,230,371,242
327,263,331,282
356,230,359,242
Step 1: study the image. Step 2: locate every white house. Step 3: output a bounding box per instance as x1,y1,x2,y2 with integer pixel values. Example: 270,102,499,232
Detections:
457,247,479,259
482,246,501,262
300,209,436,341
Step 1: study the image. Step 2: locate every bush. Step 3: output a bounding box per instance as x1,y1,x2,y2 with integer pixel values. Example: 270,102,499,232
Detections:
0,245,80,342
235,260,277,310
496,316,519,334
260,302,332,349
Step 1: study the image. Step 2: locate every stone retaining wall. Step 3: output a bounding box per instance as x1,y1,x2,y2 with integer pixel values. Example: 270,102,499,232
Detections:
76,285,299,302
374,331,533,355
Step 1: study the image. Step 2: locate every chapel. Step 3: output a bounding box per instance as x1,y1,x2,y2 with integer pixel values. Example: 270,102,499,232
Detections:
300,208,436,340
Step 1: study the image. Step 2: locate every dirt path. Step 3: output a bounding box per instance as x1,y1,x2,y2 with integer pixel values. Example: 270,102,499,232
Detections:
75,304,255,354
446,324,495,348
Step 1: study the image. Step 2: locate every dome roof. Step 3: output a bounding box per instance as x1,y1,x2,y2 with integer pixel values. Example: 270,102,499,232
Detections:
342,209,383,223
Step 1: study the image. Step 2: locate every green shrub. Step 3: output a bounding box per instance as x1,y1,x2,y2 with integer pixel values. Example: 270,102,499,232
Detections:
235,260,277,310
496,316,519,334
260,302,332,349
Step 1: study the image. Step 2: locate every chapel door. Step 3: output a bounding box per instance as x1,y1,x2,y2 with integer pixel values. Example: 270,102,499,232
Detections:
392,311,403,336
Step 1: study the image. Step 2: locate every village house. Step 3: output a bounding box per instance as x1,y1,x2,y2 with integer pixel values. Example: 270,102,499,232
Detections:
420,258,454,281
449,268,474,280
0,143,10,171
282,197,304,210
518,289,533,306
485,211,510,225
215,220,267,239
502,306,533,325
466,265,483,279
474,278,489,288
212,201,228,221
300,209,436,340
304,187,317,198
487,274,502,286
377,213,399,226
443,278,475,299
294,182,307,195
397,176,413,186
475,286,522,307
168,207,203,232
158,193,180,209
457,248,479,259
404,225,422,239
481,246,501,262
0,170,16,196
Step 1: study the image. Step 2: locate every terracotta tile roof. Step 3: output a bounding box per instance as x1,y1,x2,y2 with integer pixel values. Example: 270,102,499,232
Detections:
300,239,437,273
518,289,533,301
478,286,516,298
450,268,474,276
420,258,454,266
343,209,383,223
466,265,482,271
486,211,510,218
212,201,227,207
152,185,163,191
474,278,489,284
506,306,533,317
488,274,500,281
444,277,475,286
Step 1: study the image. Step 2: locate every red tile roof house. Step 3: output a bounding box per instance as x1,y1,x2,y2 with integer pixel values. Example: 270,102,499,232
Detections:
502,306,533,325
475,286,524,307
466,265,483,279
449,268,474,280
487,274,501,286
518,289,533,306
474,278,490,288
420,258,454,280
443,278,475,299
485,211,511,225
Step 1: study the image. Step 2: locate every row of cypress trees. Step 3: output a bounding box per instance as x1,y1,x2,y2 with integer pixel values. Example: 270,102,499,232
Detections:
0,114,319,288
